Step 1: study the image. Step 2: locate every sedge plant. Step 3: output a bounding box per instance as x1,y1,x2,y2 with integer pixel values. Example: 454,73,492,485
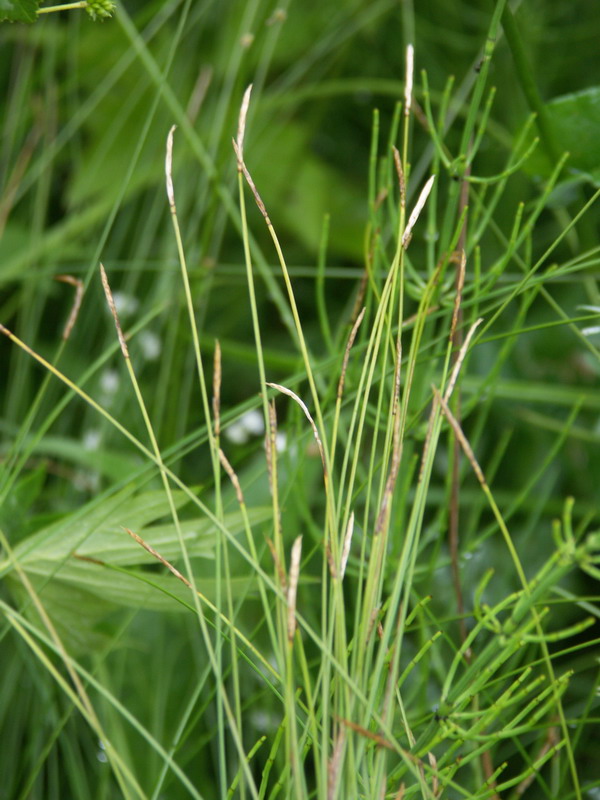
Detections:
1,2,600,799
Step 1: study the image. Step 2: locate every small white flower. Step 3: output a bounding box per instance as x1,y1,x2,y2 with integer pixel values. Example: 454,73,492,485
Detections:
224,421,247,444
100,369,120,395
111,292,139,317
83,430,102,451
275,431,287,452
138,330,161,360
225,409,264,444
242,409,264,435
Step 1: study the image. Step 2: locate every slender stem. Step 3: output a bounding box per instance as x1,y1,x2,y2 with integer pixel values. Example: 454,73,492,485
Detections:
38,2,87,14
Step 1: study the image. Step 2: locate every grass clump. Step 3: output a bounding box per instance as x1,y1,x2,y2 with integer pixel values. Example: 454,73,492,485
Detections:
1,1,599,798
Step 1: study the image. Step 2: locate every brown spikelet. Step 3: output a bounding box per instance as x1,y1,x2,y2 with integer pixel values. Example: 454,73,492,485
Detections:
392,146,406,208
265,399,277,496
266,536,287,590
100,264,129,359
428,751,439,796
232,138,271,222
327,727,346,800
124,527,191,588
338,718,394,750
337,307,366,401
219,448,244,505
350,270,369,325
449,249,466,345
325,541,337,579
54,274,83,340
434,387,487,487
444,317,483,403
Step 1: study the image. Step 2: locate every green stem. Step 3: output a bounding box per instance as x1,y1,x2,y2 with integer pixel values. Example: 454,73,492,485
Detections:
37,2,87,14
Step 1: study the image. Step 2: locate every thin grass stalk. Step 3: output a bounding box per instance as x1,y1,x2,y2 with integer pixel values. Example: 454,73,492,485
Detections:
1,600,207,799
373,47,417,517
233,90,337,543
218,448,280,665
233,88,357,798
373,44,413,512
358,389,443,764
341,269,404,686
213,344,246,800
265,401,289,660
100,264,259,799
166,126,234,789
165,126,221,478
435,390,580,800
285,536,306,798
0,271,83,503
0,325,293,617
316,213,334,355
122,527,281,689
232,91,280,578
265,381,344,795
329,306,366,471
3,611,146,800
116,5,298,340
0,534,140,798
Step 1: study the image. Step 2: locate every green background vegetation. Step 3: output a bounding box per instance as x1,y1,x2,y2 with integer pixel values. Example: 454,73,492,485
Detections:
1,1,599,798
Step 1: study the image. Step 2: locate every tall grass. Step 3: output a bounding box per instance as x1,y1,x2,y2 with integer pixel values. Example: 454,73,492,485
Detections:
1,1,599,798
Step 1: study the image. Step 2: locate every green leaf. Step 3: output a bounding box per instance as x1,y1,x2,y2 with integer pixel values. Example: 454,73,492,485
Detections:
2,489,272,652
525,87,600,185
0,0,39,23
5,484,271,569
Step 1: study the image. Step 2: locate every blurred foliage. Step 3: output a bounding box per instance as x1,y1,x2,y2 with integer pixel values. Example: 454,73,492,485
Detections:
1,0,600,797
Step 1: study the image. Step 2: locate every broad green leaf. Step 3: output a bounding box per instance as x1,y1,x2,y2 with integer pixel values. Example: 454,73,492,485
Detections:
12,558,255,611
0,0,38,23
4,484,191,567
526,87,600,185
6,565,259,653
5,483,271,568
2,495,271,652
